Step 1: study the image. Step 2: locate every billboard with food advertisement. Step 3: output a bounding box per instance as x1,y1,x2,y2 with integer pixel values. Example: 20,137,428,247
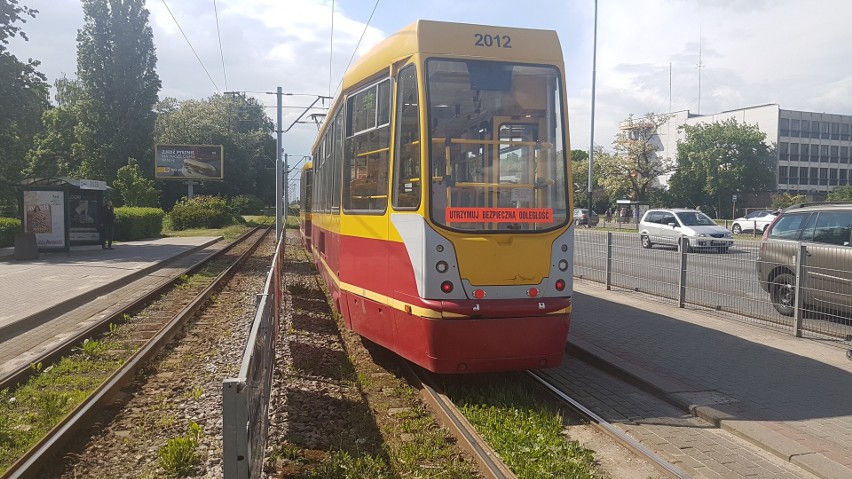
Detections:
154,144,224,180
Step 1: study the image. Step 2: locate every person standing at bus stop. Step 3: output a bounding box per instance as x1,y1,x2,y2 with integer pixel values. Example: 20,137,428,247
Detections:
100,200,115,249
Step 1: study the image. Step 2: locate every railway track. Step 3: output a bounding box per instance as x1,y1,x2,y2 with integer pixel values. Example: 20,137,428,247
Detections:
526,370,689,479
0,228,260,390
0,227,271,479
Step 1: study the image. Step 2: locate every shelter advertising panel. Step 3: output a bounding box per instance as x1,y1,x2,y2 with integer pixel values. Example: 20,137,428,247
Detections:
69,189,100,243
155,144,224,180
23,190,66,249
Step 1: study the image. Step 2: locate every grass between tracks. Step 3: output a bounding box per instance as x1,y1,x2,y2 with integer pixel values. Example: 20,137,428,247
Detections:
442,374,600,479
0,339,125,473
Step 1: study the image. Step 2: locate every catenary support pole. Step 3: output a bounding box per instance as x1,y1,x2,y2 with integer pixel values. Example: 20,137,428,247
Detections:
276,86,283,242
587,0,598,214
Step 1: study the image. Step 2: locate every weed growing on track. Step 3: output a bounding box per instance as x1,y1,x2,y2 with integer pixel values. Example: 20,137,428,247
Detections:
444,374,600,479
158,421,202,476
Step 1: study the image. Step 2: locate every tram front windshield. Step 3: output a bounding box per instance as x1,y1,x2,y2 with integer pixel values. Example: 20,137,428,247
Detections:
426,59,569,232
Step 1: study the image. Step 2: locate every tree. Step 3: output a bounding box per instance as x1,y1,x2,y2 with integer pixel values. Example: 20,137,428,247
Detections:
572,146,613,211
771,192,805,210
669,118,775,218
26,77,87,178
827,186,852,202
75,0,160,181
0,0,35,46
603,113,674,204
113,158,158,206
154,94,276,209
0,0,49,214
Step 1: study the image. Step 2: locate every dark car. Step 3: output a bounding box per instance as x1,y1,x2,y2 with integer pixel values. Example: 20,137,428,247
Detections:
573,208,599,226
756,202,852,316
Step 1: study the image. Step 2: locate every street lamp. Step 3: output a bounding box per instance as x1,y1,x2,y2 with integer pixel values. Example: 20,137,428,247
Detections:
587,0,598,214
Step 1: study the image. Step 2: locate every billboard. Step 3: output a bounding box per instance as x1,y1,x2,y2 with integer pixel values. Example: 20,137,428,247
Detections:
23,190,66,249
155,144,224,180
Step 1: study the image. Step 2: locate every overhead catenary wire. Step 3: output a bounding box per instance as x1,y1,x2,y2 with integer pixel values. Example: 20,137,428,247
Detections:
160,0,221,93
213,0,228,91
333,0,381,96
329,0,335,98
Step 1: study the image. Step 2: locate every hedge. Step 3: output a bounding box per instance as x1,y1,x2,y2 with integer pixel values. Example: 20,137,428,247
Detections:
169,195,241,230
115,207,165,241
0,217,22,247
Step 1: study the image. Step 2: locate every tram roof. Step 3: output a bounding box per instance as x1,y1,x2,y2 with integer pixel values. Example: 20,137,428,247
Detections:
342,19,563,93
314,20,564,152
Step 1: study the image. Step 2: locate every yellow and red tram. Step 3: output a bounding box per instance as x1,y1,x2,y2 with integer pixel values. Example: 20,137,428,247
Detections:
303,20,574,373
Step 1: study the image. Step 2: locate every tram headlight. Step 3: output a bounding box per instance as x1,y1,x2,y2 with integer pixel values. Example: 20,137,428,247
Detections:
558,259,568,271
436,261,448,273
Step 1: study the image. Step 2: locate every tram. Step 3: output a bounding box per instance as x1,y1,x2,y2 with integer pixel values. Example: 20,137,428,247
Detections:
304,20,574,373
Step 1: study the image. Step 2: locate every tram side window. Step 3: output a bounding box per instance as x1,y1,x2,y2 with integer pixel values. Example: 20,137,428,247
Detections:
393,65,421,210
344,78,391,213
331,109,344,212
323,125,333,213
314,142,325,213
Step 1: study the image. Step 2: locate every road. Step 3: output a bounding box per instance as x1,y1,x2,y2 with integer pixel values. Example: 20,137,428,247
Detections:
572,229,852,342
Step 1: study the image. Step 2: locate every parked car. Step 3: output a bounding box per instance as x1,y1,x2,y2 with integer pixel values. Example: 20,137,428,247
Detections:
639,208,733,252
731,210,778,234
756,202,852,316
573,208,599,226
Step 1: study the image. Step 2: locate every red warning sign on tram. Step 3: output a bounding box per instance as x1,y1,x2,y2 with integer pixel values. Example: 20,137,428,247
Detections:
445,208,553,223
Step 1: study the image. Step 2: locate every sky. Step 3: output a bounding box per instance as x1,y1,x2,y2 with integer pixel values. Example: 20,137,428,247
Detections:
8,0,852,189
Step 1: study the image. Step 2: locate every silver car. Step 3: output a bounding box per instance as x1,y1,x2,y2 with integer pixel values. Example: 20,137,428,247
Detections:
640,208,733,253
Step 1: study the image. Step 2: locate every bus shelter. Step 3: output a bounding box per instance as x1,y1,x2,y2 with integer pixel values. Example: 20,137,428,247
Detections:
615,199,649,224
18,177,109,253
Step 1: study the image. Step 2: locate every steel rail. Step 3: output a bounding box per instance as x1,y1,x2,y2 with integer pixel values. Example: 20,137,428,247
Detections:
1,227,271,479
0,226,260,393
526,370,691,479
403,363,517,479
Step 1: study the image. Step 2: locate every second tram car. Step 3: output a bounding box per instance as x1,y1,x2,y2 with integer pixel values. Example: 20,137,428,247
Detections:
303,20,574,373
298,162,313,249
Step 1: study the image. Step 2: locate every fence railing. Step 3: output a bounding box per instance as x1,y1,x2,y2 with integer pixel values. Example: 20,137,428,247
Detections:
574,229,852,346
223,236,283,478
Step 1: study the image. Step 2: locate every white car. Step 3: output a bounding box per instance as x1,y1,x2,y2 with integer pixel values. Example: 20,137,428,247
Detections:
640,208,733,253
731,210,778,234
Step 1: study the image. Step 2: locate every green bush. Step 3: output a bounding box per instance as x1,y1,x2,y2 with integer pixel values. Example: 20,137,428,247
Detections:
169,195,240,230
115,207,165,240
229,194,265,215
0,217,22,247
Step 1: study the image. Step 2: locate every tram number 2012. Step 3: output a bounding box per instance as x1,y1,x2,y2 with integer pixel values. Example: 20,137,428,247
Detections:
474,33,512,48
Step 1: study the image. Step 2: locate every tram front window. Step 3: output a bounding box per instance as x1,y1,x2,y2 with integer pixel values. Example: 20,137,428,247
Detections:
426,59,568,232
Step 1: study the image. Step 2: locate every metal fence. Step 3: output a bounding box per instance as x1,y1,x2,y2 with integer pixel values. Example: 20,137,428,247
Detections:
574,229,852,347
223,236,283,478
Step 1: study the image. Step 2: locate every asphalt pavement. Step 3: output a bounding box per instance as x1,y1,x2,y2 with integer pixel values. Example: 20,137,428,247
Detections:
570,280,852,479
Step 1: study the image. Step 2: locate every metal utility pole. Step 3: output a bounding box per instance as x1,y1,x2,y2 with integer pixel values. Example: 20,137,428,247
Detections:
276,86,283,242
283,153,289,226
587,0,598,215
